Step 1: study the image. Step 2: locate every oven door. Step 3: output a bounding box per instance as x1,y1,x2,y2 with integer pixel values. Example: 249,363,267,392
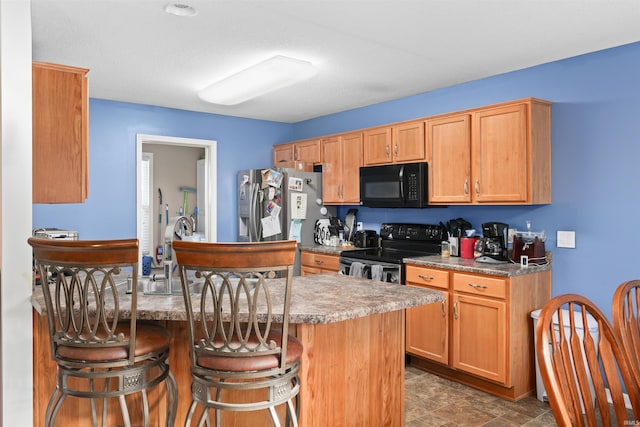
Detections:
339,256,401,284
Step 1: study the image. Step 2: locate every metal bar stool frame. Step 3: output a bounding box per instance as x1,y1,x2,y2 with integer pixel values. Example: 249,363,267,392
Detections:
172,239,301,427
29,237,178,427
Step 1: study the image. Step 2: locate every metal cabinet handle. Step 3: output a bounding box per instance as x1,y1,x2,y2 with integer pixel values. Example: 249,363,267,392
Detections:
314,259,324,265
441,300,446,318
385,145,390,158
464,178,469,195
467,283,488,289
394,143,398,157
418,274,435,281
453,301,458,320
475,179,480,196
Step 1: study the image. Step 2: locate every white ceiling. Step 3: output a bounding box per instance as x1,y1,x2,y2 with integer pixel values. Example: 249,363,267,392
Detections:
31,0,640,123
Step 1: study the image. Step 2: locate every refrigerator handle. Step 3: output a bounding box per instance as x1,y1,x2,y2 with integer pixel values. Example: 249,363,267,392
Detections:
250,183,261,241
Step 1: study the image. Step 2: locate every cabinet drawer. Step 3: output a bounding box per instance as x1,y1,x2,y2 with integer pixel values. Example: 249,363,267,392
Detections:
405,265,449,290
301,251,340,271
453,273,506,299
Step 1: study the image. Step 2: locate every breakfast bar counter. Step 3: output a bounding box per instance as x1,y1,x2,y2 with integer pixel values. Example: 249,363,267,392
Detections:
32,273,443,426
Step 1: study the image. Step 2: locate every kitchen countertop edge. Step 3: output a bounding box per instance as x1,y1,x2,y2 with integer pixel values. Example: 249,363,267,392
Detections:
31,273,444,324
404,254,552,277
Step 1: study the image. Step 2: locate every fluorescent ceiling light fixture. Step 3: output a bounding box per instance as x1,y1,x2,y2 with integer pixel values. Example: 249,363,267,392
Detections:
198,55,317,105
164,2,198,17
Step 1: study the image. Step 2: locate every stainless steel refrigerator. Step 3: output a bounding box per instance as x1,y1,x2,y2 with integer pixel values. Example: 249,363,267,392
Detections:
237,168,336,274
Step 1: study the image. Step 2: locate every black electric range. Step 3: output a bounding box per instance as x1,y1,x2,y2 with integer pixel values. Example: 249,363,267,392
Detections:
339,223,446,283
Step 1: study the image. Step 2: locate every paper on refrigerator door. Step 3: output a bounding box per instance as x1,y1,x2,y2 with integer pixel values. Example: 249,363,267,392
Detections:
261,215,281,238
289,219,302,242
290,192,307,219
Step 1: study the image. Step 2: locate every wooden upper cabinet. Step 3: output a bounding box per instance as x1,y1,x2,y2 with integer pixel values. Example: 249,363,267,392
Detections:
32,62,89,203
363,120,425,166
322,132,362,205
428,98,551,205
273,138,321,167
472,99,551,204
273,143,293,165
427,113,472,204
294,138,321,163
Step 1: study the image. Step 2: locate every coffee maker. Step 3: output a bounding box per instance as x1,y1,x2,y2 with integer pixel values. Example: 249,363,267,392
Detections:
474,222,509,263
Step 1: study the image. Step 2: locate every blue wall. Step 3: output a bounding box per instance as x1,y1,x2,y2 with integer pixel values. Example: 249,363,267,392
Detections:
34,41,640,318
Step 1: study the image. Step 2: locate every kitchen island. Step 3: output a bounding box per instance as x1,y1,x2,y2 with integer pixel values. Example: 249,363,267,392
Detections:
32,273,443,426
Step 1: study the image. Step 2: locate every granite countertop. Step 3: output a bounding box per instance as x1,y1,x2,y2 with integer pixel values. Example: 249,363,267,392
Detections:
403,254,552,277
31,273,443,325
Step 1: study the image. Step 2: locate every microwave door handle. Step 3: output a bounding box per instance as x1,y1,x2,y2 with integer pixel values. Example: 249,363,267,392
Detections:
398,165,405,201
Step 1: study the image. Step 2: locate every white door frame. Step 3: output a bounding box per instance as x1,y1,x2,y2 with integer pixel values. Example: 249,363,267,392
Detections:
136,134,217,262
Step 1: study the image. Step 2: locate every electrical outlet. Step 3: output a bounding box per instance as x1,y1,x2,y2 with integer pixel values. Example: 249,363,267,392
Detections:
557,230,576,248
357,222,363,231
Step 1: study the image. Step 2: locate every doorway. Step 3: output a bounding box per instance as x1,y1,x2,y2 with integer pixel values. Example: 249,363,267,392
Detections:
136,134,217,264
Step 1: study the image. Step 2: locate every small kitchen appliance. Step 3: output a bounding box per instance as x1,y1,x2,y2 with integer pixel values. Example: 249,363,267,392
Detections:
512,229,547,264
353,230,379,248
474,222,509,263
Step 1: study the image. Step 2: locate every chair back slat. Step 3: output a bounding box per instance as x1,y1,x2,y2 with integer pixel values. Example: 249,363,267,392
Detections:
28,237,139,366
172,240,297,376
536,294,640,426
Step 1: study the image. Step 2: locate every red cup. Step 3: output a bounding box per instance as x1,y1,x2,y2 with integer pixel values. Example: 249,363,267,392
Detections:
460,237,479,259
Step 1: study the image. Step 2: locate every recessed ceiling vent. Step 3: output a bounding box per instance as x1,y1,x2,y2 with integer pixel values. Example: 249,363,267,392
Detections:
164,2,198,17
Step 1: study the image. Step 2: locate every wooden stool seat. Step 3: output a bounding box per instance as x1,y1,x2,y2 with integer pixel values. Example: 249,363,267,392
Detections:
196,333,303,372
56,322,171,362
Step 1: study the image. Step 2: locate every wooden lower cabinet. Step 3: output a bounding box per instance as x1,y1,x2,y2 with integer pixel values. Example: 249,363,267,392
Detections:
300,250,340,275
405,264,551,401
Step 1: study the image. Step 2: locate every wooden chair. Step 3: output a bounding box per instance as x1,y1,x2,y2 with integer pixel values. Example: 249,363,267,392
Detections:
613,280,640,387
29,237,178,427
172,239,301,427
535,294,640,426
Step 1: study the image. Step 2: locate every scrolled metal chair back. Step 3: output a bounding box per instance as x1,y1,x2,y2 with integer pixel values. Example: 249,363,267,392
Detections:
173,239,297,376
29,237,139,366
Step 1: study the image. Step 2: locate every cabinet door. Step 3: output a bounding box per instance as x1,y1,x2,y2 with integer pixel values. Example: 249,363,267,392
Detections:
393,121,425,163
363,127,392,165
273,143,293,165
452,292,507,385
32,62,89,203
339,132,363,204
406,286,449,364
294,139,321,163
427,114,471,204
472,104,528,203
321,136,341,204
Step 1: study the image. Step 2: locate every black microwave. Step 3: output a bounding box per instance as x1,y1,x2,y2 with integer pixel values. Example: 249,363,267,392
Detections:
359,162,429,208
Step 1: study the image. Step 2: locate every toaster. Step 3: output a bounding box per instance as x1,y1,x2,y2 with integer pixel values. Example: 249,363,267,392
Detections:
354,230,379,248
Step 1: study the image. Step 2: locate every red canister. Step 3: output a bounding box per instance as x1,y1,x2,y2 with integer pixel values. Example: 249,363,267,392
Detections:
460,237,479,259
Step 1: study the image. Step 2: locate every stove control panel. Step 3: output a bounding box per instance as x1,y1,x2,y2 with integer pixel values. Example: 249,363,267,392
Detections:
380,223,447,242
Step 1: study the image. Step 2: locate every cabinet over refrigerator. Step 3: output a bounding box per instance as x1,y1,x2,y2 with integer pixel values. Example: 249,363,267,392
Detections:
237,168,336,274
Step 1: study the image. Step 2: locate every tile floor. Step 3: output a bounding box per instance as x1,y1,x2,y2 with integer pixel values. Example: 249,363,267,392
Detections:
404,366,557,426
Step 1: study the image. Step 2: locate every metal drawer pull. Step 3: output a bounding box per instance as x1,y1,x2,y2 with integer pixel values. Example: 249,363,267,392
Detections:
314,259,324,264
441,300,446,317
467,283,488,289
453,301,458,319
418,274,435,281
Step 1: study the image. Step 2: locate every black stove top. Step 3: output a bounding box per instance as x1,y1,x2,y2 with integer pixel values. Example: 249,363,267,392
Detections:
341,223,445,265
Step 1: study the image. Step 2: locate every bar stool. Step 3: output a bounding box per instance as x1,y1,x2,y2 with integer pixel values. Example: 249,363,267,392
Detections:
172,239,302,426
28,237,178,427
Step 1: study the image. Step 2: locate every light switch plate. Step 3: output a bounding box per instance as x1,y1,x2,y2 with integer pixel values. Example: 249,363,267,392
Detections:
557,231,576,248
